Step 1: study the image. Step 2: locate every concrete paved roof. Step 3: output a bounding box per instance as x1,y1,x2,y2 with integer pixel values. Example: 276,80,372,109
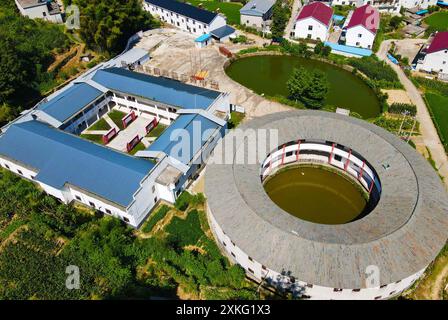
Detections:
205,110,448,288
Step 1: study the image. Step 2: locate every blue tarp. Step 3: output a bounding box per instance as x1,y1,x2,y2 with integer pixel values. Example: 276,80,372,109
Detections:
324,42,372,57
332,14,345,21
416,9,428,15
387,53,399,65
0,120,154,207
437,1,448,5
195,33,211,42
93,68,221,110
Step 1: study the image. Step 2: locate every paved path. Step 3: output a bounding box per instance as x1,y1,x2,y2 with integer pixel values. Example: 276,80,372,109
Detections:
378,40,448,189
285,0,302,39
103,114,120,131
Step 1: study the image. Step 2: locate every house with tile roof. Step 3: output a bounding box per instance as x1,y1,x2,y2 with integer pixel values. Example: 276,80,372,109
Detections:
293,2,333,41
15,0,63,23
344,4,379,49
240,0,275,31
417,32,448,75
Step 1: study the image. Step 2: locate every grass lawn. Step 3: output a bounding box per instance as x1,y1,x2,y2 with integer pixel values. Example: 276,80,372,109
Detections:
183,0,242,25
129,141,146,155
80,134,104,145
108,110,127,130
147,124,167,138
424,11,448,31
88,118,111,131
425,92,448,150
228,111,245,129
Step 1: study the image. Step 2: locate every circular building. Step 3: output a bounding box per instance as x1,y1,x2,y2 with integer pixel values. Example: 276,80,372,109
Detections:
205,110,448,300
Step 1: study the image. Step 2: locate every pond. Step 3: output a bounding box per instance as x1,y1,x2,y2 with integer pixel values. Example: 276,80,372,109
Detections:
263,165,368,225
225,55,381,119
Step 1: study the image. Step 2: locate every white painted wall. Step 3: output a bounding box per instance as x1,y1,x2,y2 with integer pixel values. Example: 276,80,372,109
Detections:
208,205,426,300
419,50,448,74
144,3,226,36
293,17,330,41
331,0,358,6
241,14,264,29
345,25,376,49
401,0,438,8
357,0,401,14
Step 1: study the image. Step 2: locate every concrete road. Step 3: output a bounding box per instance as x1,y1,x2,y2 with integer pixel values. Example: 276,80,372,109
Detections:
285,0,302,39
378,40,448,189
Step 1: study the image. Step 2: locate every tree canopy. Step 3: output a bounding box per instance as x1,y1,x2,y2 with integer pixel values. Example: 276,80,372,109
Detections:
72,0,160,55
287,67,329,109
271,0,290,40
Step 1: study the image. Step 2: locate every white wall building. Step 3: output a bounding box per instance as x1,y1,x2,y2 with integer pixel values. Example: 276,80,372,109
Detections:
344,5,379,49
417,32,448,75
143,0,227,37
240,0,275,31
330,0,401,14
401,0,438,9
293,2,333,41
14,0,63,23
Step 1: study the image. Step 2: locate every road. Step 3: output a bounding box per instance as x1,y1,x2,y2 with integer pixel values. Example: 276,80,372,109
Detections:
378,40,448,189
285,0,302,39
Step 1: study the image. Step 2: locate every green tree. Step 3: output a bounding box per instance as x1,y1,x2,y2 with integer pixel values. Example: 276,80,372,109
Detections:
389,16,403,29
321,45,332,57
73,0,160,54
287,67,311,102
302,71,329,109
271,0,290,40
314,41,324,55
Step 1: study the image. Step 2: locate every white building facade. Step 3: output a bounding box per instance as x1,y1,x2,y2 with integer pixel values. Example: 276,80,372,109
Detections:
14,0,63,23
417,32,448,75
293,3,333,41
401,0,438,9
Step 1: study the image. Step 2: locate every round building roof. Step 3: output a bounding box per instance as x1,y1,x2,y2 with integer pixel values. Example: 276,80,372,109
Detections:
205,110,448,289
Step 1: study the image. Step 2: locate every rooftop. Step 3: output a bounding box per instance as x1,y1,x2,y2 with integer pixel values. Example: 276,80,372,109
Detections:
92,67,221,110
0,120,155,208
205,110,448,288
240,0,275,17
145,0,218,24
16,0,47,9
346,5,379,34
427,31,448,54
297,2,333,26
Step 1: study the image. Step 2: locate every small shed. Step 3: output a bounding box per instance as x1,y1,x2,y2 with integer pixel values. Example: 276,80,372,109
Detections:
195,33,212,48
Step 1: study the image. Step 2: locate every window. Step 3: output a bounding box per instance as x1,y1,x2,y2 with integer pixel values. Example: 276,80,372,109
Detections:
333,288,343,292
89,201,95,208
380,284,387,289
262,265,267,270
307,34,312,39
306,284,313,288
43,12,47,17
231,252,236,258
75,195,82,201
374,296,382,300
17,169,23,175
308,25,313,31
356,42,360,46
248,256,253,262
389,290,396,296
358,33,362,38
352,288,361,292
152,185,156,193
31,176,35,180
105,209,112,214
248,268,254,274
222,241,227,247
4,164,9,169
123,217,130,223
154,196,158,203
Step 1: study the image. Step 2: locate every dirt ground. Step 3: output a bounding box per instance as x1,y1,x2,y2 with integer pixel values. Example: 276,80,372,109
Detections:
135,28,289,121
383,89,413,105
392,39,426,63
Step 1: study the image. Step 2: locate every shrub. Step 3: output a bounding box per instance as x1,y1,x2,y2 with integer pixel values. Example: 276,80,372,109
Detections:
348,56,402,89
389,103,417,116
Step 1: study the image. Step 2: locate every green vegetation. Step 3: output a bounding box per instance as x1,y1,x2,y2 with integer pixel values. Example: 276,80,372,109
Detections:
129,141,146,155
348,56,402,89
413,77,448,152
141,205,170,233
373,14,405,52
0,2,71,125
147,124,167,138
174,191,205,212
88,118,111,131
372,115,419,135
0,171,257,299
80,133,104,144
228,111,245,129
71,0,159,55
271,0,291,40
313,42,332,57
332,5,352,17
424,11,448,33
388,103,417,117
287,67,329,109
425,93,448,151
108,110,127,130
181,0,242,25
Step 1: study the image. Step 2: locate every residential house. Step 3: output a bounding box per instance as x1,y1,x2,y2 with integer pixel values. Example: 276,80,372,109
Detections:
293,2,333,41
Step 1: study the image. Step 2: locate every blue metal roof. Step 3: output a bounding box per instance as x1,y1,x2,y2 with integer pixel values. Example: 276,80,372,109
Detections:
37,83,103,123
147,113,222,164
0,120,154,207
195,33,211,42
324,42,372,57
145,0,217,24
211,25,236,39
240,0,275,17
93,68,221,110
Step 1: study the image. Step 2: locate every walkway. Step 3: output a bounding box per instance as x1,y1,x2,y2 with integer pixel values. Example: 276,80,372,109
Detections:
378,40,448,189
285,0,302,39
108,117,151,152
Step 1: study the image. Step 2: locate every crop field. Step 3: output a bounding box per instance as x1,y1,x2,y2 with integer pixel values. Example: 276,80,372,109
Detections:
425,92,448,151
184,0,242,25
424,11,448,31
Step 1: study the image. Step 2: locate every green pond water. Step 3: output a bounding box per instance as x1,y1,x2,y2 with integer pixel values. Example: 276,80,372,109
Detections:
263,166,367,225
226,55,381,119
